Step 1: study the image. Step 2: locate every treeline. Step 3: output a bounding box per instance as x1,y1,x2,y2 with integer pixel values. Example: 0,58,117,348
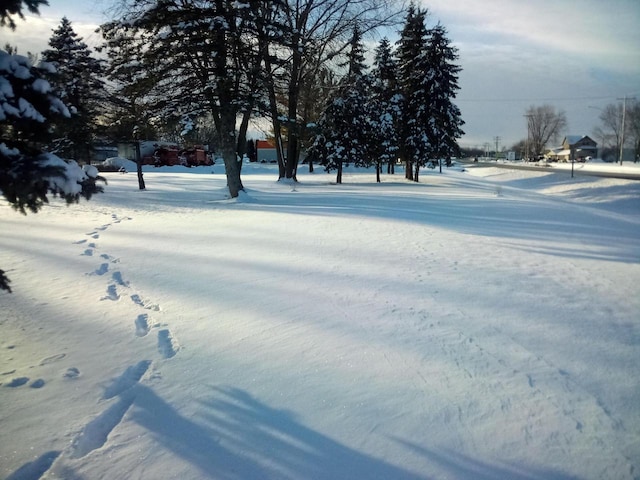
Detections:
2,1,464,199
98,1,463,191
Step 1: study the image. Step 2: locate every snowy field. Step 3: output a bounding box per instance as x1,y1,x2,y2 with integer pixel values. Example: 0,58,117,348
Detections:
1,162,639,479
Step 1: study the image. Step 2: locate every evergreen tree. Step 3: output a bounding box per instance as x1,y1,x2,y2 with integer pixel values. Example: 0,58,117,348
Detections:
314,26,371,184
299,66,338,173
395,4,432,181
99,20,159,190
99,21,157,144
110,0,261,198
424,23,464,171
1,3,104,292
0,0,47,30
251,0,402,181
41,17,104,163
369,37,400,179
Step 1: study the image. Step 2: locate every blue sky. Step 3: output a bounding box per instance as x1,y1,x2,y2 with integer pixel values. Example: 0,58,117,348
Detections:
4,0,639,151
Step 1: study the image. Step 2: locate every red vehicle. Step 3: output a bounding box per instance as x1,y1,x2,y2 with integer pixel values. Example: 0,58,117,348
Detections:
142,145,213,167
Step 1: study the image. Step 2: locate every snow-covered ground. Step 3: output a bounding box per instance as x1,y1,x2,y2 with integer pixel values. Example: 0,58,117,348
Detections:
1,162,639,479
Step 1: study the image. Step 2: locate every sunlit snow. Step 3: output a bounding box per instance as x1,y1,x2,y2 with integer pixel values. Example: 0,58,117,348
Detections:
1,162,638,479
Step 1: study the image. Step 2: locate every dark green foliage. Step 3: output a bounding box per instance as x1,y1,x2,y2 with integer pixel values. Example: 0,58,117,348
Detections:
1,6,104,293
396,5,432,179
98,20,158,145
395,6,464,180
0,0,47,30
424,24,465,164
369,37,401,178
42,17,105,163
1,50,103,216
312,3,464,184
105,0,255,196
313,26,372,184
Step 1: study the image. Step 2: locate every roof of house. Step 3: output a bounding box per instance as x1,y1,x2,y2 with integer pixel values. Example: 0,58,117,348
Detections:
256,139,276,149
550,148,571,156
564,135,583,145
563,135,596,146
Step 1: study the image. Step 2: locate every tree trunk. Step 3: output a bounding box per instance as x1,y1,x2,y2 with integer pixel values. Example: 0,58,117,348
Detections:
405,159,413,180
284,30,302,180
219,108,243,198
236,109,252,160
135,141,145,190
387,160,395,174
376,161,381,183
259,37,286,178
414,164,420,182
336,161,343,184
222,145,243,197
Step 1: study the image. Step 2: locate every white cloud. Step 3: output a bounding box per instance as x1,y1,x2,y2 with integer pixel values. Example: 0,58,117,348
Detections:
2,14,102,56
423,0,640,73
416,0,640,148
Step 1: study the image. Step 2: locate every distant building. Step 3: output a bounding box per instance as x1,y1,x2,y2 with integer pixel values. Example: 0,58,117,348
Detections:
547,135,597,162
92,145,118,163
117,141,178,161
256,139,280,163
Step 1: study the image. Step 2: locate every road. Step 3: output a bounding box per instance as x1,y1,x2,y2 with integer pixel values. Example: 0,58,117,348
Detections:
461,159,640,180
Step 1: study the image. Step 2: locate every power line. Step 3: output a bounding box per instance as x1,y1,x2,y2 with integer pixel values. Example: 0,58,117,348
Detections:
456,93,638,104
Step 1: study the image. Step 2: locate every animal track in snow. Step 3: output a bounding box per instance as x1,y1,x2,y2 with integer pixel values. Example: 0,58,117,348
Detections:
112,271,129,287
100,253,119,263
135,314,150,337
63,367,80,379
101,284,120,301
131,294,160,311
39,353,66,365
5,376,29,387
158,329,178,358
102,360,151,400
94,263,109,276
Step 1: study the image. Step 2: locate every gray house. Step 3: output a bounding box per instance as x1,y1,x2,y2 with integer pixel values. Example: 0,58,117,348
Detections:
547,135,597,162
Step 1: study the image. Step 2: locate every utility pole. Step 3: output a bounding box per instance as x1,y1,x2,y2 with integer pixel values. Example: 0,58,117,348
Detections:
494,136,500,160
617,95,636,165
523,114,533,161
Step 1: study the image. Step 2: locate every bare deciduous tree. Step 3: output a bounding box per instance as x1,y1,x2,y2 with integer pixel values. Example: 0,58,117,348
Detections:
525,105,567,158
628,101,640,162
254,0,403,180
593,103,623,152
594,100,640,163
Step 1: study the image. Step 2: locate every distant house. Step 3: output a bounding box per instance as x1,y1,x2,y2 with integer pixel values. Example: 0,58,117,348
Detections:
548,135,597,162
92,145,118,163
256,139,280,163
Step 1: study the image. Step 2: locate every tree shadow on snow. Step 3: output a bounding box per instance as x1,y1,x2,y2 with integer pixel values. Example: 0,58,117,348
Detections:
130,384,424,479
6,451,60,480
391,437,580,480
130,385,585,480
